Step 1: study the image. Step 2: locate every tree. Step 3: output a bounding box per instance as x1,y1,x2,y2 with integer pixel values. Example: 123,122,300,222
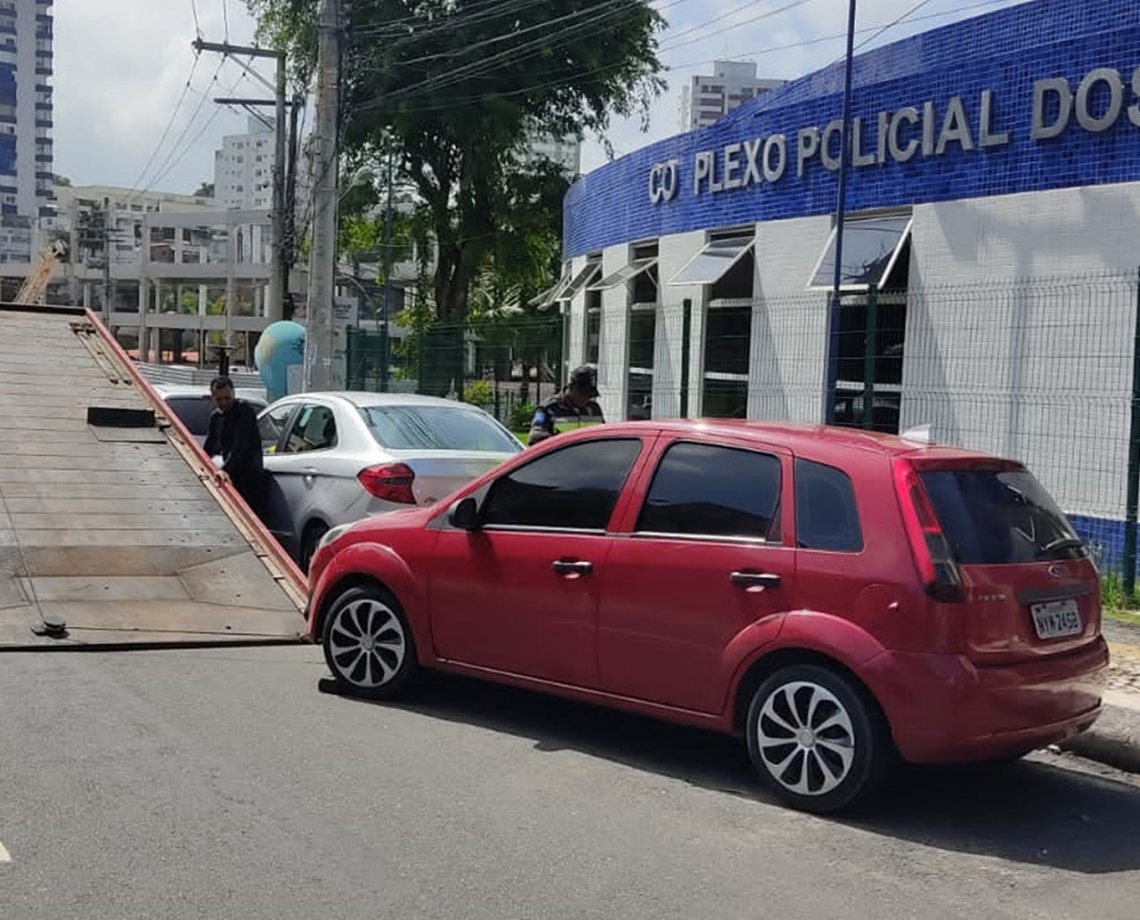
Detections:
53,174,72,187
246,0,665,330
193,182,215,198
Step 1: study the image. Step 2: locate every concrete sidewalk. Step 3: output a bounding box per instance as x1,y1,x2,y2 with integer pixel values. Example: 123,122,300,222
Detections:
1058,629,1140,773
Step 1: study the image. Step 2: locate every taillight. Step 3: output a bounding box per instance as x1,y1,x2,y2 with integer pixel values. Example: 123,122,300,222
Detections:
892,459,964,602
358,463,417,505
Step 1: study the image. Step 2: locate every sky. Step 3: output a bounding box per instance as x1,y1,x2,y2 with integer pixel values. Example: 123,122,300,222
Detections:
51,0,1030,194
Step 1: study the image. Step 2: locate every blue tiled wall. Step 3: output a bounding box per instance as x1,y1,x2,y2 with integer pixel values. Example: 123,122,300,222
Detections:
565,0,1140,256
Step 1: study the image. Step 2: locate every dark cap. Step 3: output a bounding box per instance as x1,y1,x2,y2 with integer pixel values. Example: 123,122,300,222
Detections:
569,365,599,398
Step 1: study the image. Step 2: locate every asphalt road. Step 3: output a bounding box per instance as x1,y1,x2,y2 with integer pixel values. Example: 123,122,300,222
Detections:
1,646,1139,920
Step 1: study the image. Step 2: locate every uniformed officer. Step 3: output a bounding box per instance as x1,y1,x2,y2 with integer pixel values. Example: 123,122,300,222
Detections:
527,365,605,445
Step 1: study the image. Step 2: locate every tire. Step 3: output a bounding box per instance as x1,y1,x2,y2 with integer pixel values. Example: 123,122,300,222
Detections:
321,585,418,701
300,522,329,573
746,664,889,814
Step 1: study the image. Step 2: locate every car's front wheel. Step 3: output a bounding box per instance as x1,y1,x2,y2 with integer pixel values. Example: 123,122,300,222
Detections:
746,664,889,814
321,585,418,700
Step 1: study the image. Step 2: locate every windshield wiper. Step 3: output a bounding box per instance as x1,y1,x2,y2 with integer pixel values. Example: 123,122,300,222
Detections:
1036,537,1085,559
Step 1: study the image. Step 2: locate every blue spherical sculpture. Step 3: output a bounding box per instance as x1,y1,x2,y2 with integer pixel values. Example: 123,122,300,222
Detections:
255,321,306,403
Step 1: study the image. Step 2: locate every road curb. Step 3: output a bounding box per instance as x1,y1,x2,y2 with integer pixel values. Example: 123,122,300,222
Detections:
1057,703,1140,774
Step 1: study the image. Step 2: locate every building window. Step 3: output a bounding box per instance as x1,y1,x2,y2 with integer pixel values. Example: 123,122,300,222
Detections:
809,212,912,434
806,214,912,293
628,305,655,420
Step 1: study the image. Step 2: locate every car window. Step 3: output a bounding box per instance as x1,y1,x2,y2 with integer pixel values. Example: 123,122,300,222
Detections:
259,403,295,453
283,404,338,454
795,459,863,552
480,439,642,531
361,404,520,453
919,468,1084,564
164,395,215,437
636,441,782,541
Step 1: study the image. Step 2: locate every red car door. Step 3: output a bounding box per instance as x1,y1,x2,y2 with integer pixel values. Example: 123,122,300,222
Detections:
597,436,796,714
429,436,648,687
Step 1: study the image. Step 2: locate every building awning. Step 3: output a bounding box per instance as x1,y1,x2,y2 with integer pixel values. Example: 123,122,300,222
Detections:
530,261,602,308
588,257,658,292
807,215,913,292
668,236,754,286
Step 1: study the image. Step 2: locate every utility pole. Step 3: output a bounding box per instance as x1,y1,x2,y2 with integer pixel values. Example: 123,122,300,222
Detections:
101,196,111,326
192,39,287,323
303,0,341,392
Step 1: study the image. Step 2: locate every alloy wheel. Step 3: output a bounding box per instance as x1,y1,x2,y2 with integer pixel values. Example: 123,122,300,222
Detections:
755,680,857,798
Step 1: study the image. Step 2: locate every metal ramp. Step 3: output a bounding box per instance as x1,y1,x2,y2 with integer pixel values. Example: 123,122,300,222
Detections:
0,304,306,649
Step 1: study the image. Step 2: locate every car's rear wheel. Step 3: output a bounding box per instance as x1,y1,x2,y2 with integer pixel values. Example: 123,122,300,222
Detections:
321,585,418,700
746,664,889,814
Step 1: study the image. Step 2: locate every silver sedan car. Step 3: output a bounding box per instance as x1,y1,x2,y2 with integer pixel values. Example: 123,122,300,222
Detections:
257,392,523,568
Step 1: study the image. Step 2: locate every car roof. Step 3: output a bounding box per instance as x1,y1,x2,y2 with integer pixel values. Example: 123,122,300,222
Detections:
570,419,1007,462
151,383,267,402
272,391,492,411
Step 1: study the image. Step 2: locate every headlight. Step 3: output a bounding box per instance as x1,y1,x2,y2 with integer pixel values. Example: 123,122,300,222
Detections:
319,522,354,550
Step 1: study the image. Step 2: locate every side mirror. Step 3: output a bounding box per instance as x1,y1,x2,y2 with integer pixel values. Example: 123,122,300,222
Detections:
448,497,482,532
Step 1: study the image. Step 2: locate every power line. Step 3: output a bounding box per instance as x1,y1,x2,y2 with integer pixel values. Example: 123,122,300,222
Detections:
128,57,227,201
190,0,202,38
124,52,202,198
362,0,1015,116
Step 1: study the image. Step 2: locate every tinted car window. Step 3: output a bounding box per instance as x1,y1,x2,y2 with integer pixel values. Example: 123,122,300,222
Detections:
795,459,863,552
919,468,1085,564
362,405,520,453
164,395,215,437
637,442,782,540
481,439,641,531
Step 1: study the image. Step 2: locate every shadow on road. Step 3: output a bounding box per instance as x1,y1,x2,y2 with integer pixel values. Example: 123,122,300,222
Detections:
321,672,1140,874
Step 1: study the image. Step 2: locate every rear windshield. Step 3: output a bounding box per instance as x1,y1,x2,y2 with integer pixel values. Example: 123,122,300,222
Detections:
164,396,215,436
919,468,1085,565
361,405,521,453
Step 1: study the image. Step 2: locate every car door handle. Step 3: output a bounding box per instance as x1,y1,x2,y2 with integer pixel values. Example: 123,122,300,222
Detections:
552,559,593,577
730,571,781,590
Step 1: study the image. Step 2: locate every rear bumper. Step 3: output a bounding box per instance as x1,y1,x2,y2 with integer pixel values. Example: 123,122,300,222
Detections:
866,636,1109,764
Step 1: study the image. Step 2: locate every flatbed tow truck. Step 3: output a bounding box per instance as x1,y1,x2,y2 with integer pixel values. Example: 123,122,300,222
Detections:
0,302,306,649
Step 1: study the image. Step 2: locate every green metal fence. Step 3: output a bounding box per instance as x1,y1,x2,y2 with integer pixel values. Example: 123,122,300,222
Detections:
346,314,565,433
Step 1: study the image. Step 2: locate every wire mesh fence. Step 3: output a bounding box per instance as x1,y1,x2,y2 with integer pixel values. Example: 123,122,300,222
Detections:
346,314,565,434
345,271,1140,577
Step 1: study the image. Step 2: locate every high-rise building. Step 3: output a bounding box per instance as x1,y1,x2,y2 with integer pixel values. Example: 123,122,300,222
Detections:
527,134,581,177
679,61,785,132
213,115,275,211
0,0,54,262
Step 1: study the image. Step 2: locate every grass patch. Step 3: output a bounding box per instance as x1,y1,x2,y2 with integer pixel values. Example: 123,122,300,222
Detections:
1101,573,1140,626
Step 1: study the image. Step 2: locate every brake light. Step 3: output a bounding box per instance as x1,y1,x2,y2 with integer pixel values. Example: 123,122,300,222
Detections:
892,459,964,602
358,463,417,504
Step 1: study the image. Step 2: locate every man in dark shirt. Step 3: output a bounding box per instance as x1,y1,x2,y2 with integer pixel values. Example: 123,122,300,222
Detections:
204,376,266,517
527,365,605,446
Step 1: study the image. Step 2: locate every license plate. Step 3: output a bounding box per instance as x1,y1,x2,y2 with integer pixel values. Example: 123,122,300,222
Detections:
1030,599,1082,640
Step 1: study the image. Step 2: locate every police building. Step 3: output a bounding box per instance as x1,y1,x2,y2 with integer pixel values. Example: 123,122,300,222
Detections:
547,0,1140,559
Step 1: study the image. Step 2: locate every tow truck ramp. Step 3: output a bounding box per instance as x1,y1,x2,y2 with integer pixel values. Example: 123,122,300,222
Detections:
0,304,307,649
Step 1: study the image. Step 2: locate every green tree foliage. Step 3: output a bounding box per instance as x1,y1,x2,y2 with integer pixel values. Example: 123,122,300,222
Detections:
246,0,666,325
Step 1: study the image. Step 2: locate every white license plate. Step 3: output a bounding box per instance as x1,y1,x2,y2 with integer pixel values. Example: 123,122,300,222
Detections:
1031,599,1082,640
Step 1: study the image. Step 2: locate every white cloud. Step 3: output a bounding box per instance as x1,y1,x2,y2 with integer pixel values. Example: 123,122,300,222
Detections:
50,0,1029,190
53,0,268,192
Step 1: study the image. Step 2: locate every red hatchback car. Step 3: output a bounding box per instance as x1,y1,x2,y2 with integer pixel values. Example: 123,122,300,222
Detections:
304,420,1108,813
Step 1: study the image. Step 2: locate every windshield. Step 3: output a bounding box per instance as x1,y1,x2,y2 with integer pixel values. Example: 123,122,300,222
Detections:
361,405,521,453
919,468,1085,565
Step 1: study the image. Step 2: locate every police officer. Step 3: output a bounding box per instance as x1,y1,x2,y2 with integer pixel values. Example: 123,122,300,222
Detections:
527,365,605,445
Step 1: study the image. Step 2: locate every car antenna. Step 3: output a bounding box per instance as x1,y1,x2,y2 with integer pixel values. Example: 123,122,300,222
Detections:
901,423,933,445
